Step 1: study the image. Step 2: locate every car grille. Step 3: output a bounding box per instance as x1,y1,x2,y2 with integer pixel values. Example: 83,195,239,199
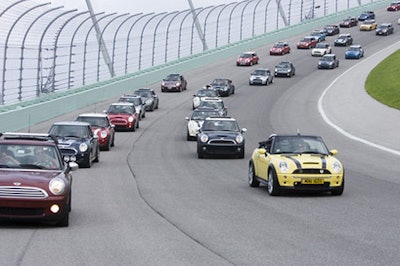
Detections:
0,186,49,199
59,147,77,156
209,139,236,144
0,207,44,216
292,169,331,175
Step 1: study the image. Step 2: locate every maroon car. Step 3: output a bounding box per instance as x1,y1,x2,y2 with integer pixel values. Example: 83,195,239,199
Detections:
387,1,400,11
106,102,139,131
339,17,358,27
76,113,115,151
161,73,187,92
0,133,78,227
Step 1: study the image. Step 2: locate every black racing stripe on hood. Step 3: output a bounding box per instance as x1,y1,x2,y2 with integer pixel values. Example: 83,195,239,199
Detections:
320,157,326,169
283,155,301,169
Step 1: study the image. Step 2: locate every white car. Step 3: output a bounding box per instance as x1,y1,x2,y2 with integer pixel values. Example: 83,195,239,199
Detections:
185,108,220,141
311,42,332,56
192,88,220,110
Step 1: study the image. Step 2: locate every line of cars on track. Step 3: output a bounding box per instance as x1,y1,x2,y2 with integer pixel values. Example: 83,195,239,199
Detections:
5,8,397,225
0,86,161,227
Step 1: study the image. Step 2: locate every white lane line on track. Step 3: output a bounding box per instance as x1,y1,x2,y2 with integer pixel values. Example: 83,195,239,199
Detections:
318,42,400,156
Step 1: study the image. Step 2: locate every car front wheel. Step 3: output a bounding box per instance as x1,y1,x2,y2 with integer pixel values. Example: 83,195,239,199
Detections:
267,168,281,196
248,162,260,187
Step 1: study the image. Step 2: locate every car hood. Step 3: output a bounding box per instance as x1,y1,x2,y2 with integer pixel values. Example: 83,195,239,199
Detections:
346,50,360,55
55,137,85,147
0,169,61,186
203,131,239,139
163,80,179,85
275,153,341,171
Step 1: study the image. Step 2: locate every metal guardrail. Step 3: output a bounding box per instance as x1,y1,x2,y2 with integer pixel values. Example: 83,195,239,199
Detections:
0,0,386,105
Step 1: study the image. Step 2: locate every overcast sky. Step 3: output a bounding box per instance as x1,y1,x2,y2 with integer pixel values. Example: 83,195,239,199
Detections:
49,0,236,13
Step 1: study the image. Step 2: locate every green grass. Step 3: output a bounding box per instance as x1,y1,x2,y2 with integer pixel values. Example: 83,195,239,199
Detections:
365,49,400,110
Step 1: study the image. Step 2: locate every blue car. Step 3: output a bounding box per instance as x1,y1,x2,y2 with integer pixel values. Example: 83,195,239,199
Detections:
310,29,326,42
358,11,375,21
345,45,364,59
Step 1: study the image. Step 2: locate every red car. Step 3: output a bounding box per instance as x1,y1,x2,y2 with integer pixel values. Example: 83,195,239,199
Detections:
236,51,259,66
106,102,139,131
270,42,291,55
0,133,78,227
76,113,115,151
296,36,318,49
387,1,400,11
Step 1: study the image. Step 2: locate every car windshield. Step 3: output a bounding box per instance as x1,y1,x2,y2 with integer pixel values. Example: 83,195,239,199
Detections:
202,120,239,131
211,79,228,86
107,105,135,115
191,110,219,120
273,43,284,48
251,70,267,75
315,43,327,48
119,97,141,105
164,74,180,81
240,53,252,58
196,90,218,97
348,47,360,51
363,20,374,25
272,136,329,154
199,101,223,110
134,91,152,98
49,125,89,138
0,144,62,170
77,116,108,127
277,63,290,68
321,56,334,62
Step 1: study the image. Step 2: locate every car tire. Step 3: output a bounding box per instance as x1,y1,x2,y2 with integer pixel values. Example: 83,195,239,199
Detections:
331,177,345,196
57,208,69,227
248,161,260,187
104,139,111,151
267,168,281,196
197,151,204,159
94,147,100,163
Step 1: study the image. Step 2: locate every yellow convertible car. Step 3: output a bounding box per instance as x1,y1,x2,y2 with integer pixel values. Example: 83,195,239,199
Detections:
248,134,344,196
359,19,377,31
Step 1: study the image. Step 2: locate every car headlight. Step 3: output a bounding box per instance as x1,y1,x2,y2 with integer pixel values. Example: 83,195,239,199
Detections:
332,161,342,173
222,86,228,91
199,134,208,143
100,131,107,138
287,69,290,73
145,99,152,104
49,178,66,195
79,143,88,152
236,134,244,143
275,68,278,72
188,121,200,130
176,82,180,86
278,161,289,173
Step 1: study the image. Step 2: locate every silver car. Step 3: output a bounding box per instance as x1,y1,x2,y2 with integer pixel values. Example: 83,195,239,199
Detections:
249,68,273,85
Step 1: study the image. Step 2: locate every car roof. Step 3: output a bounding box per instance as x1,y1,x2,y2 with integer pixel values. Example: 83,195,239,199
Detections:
338,33,351,37
323,54,336,57
201,97,223,102
0,132,58,145
135,88,154,91
52,121,91,126
253,68,270,71
110,102,134,106
205,116,236,122
379,23,392,26
77,113,108,118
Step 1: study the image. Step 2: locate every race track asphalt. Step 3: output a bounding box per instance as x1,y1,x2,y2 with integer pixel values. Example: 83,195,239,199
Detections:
320,41,400,155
